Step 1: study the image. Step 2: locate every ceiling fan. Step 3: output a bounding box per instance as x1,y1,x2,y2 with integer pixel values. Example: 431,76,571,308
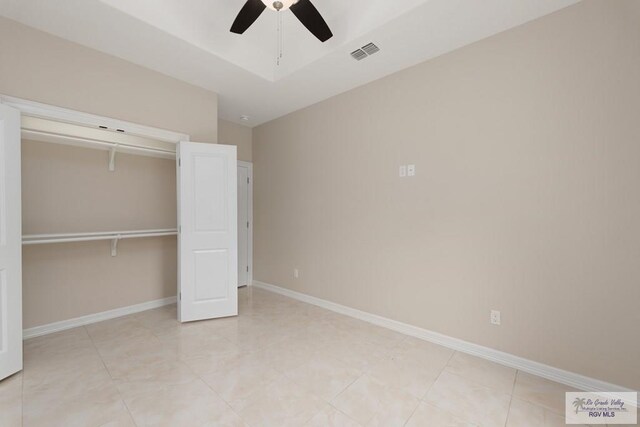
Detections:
230,0,333,42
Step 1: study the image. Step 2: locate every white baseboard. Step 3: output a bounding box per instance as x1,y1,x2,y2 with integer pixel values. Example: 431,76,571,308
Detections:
23,296,177,340
252,280,637,403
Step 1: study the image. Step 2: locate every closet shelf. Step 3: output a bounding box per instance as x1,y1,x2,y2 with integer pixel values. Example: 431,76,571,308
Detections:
21,116,178,169
23,129,177,158
22,228,178,256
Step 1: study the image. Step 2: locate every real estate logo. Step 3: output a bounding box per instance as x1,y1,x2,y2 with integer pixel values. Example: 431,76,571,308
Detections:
566,392,637,424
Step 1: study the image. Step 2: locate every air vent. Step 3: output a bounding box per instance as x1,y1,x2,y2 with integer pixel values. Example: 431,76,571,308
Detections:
361,42,380,56
350,42,380,61
350,49,367,61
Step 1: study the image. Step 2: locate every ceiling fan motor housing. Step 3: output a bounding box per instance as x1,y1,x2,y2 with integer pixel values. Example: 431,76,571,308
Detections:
261,0,299,11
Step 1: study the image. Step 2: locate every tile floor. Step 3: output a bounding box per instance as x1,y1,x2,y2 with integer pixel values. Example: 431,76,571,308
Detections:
0,287,600,426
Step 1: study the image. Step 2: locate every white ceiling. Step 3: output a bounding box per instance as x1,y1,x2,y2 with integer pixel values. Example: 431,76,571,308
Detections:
0,0,579,127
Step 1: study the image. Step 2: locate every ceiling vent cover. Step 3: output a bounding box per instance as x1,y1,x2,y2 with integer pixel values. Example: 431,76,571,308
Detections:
350,43,380,61
361,42,380,56
350,49,367,61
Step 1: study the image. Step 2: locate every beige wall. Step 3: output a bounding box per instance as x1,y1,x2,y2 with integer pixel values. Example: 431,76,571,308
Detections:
0,17,218,328
253,0,640,390
219,119,252,162
22,141,177,235
0,17,218,142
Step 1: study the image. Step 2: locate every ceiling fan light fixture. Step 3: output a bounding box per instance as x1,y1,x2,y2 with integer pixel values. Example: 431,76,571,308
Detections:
261,0,299,11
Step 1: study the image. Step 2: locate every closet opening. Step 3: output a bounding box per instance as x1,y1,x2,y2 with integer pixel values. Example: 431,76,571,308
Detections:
20,112,182,338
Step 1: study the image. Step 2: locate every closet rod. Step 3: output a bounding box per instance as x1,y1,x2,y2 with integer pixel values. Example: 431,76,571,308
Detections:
22,228,178,245
22,129,176,156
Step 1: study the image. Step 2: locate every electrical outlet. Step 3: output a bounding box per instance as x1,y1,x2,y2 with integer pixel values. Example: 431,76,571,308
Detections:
407,164,416,176
294,268,299,279
399,165,407,177
490,310,501,325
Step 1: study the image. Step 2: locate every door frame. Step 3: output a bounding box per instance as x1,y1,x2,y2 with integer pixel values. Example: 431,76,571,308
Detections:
238,161,253,287
0,94,190,143
0,95,191,338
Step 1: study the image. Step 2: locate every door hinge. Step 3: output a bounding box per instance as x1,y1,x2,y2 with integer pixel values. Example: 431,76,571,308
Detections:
246,266,249,272
178,158,181,167
247,221,249,228
179,292,181,300
247,177,250,184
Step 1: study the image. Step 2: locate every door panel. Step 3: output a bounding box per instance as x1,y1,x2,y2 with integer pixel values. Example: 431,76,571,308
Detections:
178,142,237,322
194,249,229,301
0,104,22,381
194,155,228,231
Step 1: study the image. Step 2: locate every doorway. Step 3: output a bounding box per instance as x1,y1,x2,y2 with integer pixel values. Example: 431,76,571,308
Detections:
237,161,253,287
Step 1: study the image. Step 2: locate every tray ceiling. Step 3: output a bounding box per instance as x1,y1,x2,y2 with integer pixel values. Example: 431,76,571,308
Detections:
0,0,580,126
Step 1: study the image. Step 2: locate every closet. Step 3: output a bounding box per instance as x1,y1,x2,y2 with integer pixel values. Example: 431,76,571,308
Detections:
0,96,238,382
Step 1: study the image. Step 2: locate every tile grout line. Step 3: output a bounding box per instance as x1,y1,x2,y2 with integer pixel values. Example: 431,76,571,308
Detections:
413,350,460,423
419,349,455,403
328,371,364,405
82,324,139,427
331,324,450,426
198,378,247,427
275,337,369,424
401,398,422,427
503,368,520,427
327,404,364,427
195,349,284,426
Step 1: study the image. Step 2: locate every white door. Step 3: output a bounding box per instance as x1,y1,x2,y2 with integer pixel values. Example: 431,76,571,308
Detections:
177,142,238,322
237,163,252,287
0,105,22,381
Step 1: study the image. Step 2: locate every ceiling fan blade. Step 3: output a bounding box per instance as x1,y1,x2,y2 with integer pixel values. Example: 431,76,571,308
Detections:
230,0,267,34
289,0,333,42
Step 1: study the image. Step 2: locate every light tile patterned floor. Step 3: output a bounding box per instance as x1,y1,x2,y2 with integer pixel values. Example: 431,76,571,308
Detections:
0,287,596,426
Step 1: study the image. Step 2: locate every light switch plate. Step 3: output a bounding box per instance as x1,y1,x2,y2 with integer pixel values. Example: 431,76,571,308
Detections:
399,165,407,177
407,164,416,176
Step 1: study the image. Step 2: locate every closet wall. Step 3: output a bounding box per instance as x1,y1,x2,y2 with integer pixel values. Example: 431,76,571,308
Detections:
0,17,219,328
21,141,178,328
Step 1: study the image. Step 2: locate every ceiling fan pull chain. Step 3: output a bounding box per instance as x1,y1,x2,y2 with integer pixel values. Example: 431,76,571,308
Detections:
276,11,283,66
276,11,280,66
